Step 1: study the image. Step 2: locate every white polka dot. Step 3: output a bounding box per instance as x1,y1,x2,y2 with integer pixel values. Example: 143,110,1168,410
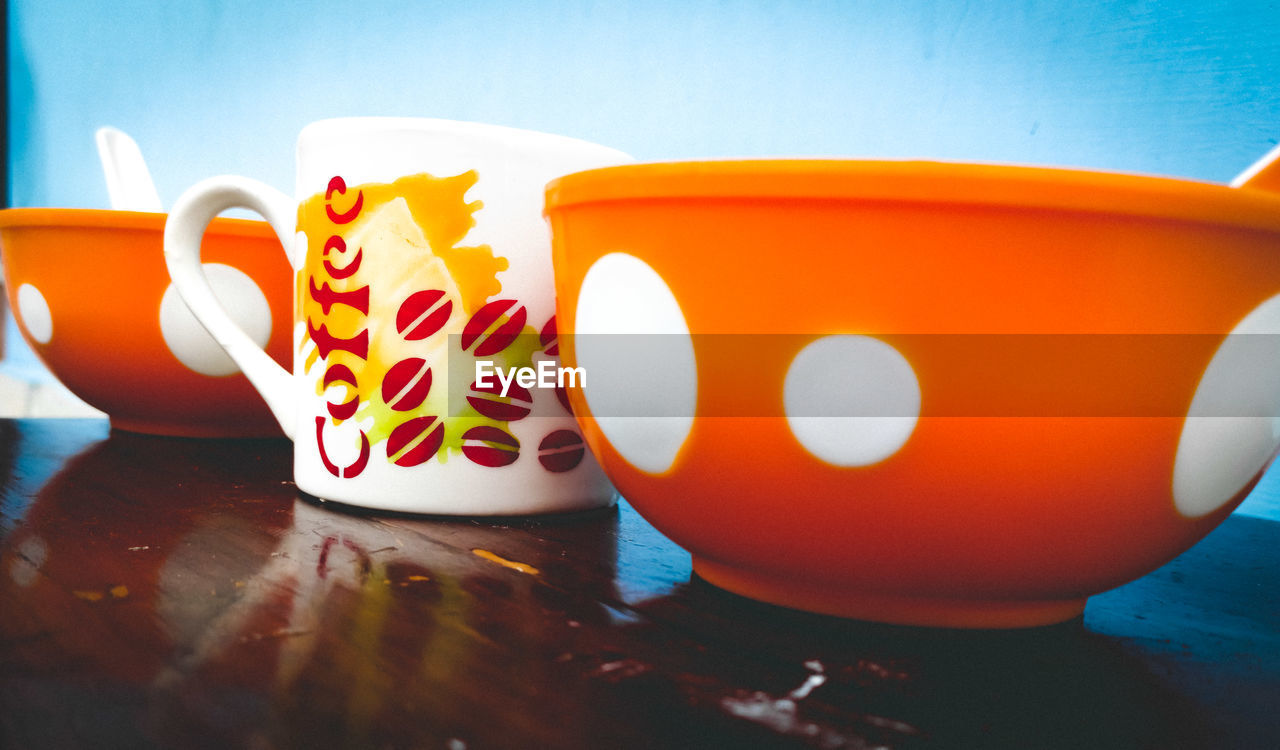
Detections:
574,253,695,474
1173,293,1280,517
784,335,920,467
16,283,53,344
159,263,272,377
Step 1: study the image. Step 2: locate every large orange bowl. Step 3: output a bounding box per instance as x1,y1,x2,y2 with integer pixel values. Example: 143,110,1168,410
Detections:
546,160,1280,628
0,208,292,437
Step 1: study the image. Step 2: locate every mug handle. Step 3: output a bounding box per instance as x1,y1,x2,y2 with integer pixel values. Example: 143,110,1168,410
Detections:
163,176,299,439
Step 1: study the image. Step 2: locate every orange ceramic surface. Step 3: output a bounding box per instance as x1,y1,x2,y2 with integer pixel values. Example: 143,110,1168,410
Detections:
546,160,1280,628
0,208,292,437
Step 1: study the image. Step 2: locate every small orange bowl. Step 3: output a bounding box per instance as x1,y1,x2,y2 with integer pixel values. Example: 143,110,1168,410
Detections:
546,159,1280,628
0,208,292,437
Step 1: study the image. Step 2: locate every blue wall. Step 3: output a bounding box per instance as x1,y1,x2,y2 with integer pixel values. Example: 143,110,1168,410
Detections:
6,0,1280,517
9,0,1280,211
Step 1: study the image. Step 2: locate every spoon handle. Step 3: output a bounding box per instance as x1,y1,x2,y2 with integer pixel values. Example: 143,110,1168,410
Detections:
96,127,164,212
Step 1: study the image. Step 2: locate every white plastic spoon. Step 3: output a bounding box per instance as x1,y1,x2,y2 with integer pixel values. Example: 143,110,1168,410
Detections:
1230,141,1280,192
95,126,163,212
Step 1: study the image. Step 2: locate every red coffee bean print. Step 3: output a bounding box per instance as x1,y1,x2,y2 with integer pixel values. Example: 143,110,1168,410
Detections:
387,416,444,467
538,430,585,473
554,382,573,415
461,425,520,468
461,299,527,357
382,358,433,412
466,379,533,422
540,315,559,356
323,363,360,420
397,290,453,341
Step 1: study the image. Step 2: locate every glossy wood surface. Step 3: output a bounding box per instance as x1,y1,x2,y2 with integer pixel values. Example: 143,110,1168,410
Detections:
1,419,1277,749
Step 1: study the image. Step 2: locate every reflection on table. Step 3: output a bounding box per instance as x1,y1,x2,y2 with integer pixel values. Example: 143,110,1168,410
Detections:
1,419,1277,749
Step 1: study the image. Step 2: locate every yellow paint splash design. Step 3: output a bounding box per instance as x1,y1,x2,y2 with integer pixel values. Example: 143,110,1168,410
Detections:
296,171,537,462
471,548,541,576
296,172,507,321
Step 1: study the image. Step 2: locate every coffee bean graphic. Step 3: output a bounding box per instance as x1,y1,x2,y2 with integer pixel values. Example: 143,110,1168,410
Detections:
461,425,520,468
540,315,559,356
387,416,444,467
382,357,433,412
467,379,533,422
554,382,573,415
397,290,453,341
538,429,585,473
461,299,527,357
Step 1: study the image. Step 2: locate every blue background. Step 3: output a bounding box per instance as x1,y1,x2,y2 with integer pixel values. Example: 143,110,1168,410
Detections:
5,0,1280,516
10,0,1280,208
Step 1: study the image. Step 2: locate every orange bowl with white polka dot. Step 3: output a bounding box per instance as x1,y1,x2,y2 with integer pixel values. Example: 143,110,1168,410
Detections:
546,159,1280,628
0,208,291,437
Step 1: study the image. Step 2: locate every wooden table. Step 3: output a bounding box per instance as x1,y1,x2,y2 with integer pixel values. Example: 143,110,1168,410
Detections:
1,418,1277,749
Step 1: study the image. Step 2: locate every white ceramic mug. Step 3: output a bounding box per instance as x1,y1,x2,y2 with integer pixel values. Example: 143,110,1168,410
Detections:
164,117,628,514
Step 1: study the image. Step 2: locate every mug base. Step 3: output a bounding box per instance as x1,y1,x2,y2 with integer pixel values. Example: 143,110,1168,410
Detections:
692,557,1087,629
296,480,618,518
300,489,620,521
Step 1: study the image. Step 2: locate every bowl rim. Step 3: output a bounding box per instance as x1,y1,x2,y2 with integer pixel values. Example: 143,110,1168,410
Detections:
544,159,1280,233
0,207,274,237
